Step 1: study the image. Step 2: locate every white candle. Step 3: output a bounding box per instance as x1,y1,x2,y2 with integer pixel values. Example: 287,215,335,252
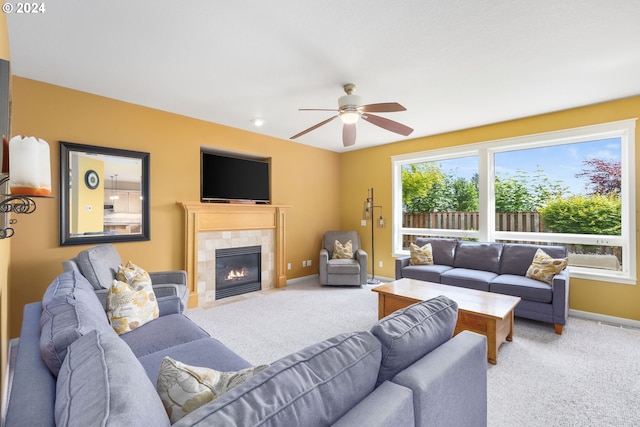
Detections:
9,135,51,196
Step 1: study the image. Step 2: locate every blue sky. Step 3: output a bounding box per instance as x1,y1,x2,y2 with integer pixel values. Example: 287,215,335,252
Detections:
437,138,621,195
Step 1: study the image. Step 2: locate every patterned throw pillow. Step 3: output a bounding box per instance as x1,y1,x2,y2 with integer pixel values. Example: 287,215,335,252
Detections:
409,242,433,265
156,357,268,423
107,262,159,334
525,248,568,285
333,239,354,259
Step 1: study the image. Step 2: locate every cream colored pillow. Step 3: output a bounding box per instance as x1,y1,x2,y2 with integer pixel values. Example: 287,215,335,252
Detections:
409,243,434,265
156,357,268,423
525,249,568,285
333,239,354,259
107,262,159,334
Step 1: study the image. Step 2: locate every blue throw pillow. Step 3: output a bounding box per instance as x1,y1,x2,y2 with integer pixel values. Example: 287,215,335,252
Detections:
371,295,458,386
40,270,115,376
55,330,170,427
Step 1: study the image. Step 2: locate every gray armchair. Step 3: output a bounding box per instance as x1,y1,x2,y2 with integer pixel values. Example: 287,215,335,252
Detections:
319,230,368,286
62,244,189,312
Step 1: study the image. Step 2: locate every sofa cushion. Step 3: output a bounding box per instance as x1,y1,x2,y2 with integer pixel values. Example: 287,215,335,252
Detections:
55,330,170,427
173,331,382,427
526,248,569,284
327,258,361,274
453,241,503,273
157,357,268,423
119,313,210,358
410,242,433,265
415,238,458,266
138,337,252,383
500,244,567,276
40,271,116,376
371,296,458,386
401,264,453,283
75,244,122,290
333,239,354,259
440,268,497,291
107,262,159,334
490,274,553,303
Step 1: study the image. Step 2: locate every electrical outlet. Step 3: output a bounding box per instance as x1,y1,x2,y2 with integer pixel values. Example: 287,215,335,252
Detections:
307,259,312,267
361,219,367,227
302,260,307,267
379,261,383,268
287,263,291,270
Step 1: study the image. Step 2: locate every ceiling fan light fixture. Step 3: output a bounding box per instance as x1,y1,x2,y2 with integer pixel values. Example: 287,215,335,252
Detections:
340,111,360,124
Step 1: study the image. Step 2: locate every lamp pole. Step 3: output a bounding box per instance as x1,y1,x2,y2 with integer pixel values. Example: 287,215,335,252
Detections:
364,187,384,284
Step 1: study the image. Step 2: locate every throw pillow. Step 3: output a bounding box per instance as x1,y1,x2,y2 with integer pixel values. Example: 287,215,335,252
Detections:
525,248,568,285
107,262,159,334
409,242,433,265
156,357,268,423
333,239,354,259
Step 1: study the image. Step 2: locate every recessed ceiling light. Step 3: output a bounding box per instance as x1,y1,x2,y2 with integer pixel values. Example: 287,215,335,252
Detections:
253,118,265,127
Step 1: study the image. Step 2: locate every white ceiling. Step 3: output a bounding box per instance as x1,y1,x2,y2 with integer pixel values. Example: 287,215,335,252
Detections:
6,0,640,153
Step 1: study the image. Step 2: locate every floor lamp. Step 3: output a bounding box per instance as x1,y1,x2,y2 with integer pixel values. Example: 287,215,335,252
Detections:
363,187,385,284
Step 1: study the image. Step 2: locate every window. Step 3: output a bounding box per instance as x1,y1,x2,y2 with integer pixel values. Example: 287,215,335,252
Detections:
392,119,636,284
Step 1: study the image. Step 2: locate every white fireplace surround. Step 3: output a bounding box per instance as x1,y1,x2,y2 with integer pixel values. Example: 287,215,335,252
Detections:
198,229,275,306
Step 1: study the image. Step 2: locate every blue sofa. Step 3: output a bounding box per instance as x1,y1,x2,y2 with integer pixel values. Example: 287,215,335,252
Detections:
5,270,488,427
396,238,570,334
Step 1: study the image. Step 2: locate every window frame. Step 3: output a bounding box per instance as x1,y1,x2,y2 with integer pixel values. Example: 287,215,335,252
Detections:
391,119,636,285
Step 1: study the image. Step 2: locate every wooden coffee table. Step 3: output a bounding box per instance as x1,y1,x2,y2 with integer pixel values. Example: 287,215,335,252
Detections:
372,278,521,364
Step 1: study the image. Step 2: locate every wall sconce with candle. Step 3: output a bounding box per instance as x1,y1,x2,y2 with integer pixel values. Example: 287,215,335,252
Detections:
0,135,52,239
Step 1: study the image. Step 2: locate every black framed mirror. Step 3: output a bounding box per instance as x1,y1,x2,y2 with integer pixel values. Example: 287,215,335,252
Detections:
60,141,150,246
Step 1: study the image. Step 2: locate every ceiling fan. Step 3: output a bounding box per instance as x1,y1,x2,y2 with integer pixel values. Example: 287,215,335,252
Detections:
290,83,414,147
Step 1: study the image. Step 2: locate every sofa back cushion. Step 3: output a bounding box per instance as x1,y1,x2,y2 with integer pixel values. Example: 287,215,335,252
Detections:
323,230,361,257
414,238,458,266
40,270,116,376
371,296,458,386
454,241,503,273
75,244,122,290
55,330,170,427
173,331,382,427
500,243,568,276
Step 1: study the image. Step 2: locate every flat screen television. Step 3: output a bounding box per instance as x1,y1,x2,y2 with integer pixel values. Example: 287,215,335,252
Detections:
201,151,270,203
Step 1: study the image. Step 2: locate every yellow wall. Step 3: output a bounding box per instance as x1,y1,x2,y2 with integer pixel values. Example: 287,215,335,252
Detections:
0,11,8,412
341,96,640,321
72,155,104,233
7,77,341,337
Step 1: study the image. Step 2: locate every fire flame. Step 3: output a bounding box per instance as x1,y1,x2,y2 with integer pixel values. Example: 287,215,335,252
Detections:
226,267,249,281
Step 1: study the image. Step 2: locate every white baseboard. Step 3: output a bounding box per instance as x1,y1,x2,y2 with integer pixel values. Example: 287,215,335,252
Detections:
569,309,640,329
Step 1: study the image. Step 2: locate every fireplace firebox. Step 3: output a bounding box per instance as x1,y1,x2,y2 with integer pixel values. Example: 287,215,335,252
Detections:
215,245,261,299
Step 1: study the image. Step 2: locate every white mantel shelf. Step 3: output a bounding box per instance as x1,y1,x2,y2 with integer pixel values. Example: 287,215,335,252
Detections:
178,201,290,308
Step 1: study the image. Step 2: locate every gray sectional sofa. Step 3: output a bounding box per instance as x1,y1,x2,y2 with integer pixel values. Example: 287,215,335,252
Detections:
396,238,570,334
5,269,488,427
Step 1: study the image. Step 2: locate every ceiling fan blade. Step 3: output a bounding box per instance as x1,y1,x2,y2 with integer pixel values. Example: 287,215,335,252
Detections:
290,115,339,139
360,102,407,113
362,113,414,136
343,123,356,147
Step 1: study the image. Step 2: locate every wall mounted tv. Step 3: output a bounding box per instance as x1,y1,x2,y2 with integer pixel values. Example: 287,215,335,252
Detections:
201,151,271,203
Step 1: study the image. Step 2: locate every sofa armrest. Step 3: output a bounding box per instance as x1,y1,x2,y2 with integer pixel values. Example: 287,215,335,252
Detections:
395,256,411,279
332,381,414,427
392,331,487,427
355,249,368,285
157,295,183,317
319,249,329,284
149,270,187,286
551,268,570,327
5,303,56,427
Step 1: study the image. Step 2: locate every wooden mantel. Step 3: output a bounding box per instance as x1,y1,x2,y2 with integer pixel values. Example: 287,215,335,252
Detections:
178,202,290,308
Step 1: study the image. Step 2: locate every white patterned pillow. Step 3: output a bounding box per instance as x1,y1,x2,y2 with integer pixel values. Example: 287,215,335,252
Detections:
525,248,568,285
156,357,268,423
333,240,354,259
107,262,159,334
409,243,433,265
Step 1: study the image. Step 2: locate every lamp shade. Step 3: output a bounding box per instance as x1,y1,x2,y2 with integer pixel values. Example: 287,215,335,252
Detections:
9,136,51,196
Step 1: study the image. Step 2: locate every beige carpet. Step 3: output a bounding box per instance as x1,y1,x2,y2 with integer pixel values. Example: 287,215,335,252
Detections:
186,277,640,427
